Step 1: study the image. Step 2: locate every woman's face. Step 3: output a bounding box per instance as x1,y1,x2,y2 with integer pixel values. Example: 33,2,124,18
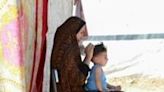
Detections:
76,25,88,42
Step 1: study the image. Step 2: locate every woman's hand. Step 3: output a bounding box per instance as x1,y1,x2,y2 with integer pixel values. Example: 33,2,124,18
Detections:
84,43,94,65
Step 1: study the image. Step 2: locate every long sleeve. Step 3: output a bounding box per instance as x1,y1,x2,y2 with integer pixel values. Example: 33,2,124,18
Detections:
56,47,89,92
78,62,90,77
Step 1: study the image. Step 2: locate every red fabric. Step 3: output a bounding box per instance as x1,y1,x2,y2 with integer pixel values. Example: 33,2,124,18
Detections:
30,0,48,92
29,0,38,91
36,0,48,91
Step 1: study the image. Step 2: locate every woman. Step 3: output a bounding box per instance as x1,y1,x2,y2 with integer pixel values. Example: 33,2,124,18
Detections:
50,17,94,92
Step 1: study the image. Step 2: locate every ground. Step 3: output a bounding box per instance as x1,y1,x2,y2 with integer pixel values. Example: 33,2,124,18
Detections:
108,74,164,92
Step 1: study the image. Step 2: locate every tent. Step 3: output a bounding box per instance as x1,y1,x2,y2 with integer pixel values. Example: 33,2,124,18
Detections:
1,0,164,92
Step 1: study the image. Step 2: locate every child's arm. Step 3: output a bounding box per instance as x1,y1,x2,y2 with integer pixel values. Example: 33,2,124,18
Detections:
95,66,103,91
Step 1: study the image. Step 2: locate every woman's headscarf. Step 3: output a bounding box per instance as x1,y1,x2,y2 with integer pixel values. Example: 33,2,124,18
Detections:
51,16,86,69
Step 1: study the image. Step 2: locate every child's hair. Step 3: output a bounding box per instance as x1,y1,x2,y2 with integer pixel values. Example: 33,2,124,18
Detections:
93,43,107,57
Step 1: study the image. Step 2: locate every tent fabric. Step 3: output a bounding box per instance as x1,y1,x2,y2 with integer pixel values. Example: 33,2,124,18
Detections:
0,0,47,92
43,0,73,92
0,0,35,91
30,0,48,92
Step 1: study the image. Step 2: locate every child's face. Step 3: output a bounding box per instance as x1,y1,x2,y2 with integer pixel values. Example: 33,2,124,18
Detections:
93,51,108,66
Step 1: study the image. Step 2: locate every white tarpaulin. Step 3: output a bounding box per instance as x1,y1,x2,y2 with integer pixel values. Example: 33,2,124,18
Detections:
82,0,164,92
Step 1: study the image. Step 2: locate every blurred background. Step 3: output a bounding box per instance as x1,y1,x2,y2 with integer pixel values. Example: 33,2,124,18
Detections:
82,0,164,92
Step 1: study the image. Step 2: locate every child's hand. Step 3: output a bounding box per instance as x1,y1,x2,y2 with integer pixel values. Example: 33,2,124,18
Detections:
115,85,121,91
107,84,122,91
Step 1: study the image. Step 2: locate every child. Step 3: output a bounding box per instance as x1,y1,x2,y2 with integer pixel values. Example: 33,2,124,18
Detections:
85,43,121,92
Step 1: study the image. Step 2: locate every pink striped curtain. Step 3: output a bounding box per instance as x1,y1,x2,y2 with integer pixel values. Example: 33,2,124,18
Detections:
0,0,48,92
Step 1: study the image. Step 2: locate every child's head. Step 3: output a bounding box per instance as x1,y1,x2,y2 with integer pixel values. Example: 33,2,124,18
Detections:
92,43,108,66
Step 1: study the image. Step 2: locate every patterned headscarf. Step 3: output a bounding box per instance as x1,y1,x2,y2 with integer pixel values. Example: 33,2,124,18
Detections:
51,16,86,69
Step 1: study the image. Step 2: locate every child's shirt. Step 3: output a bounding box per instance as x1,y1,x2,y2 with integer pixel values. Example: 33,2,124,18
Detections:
85,64,108,91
